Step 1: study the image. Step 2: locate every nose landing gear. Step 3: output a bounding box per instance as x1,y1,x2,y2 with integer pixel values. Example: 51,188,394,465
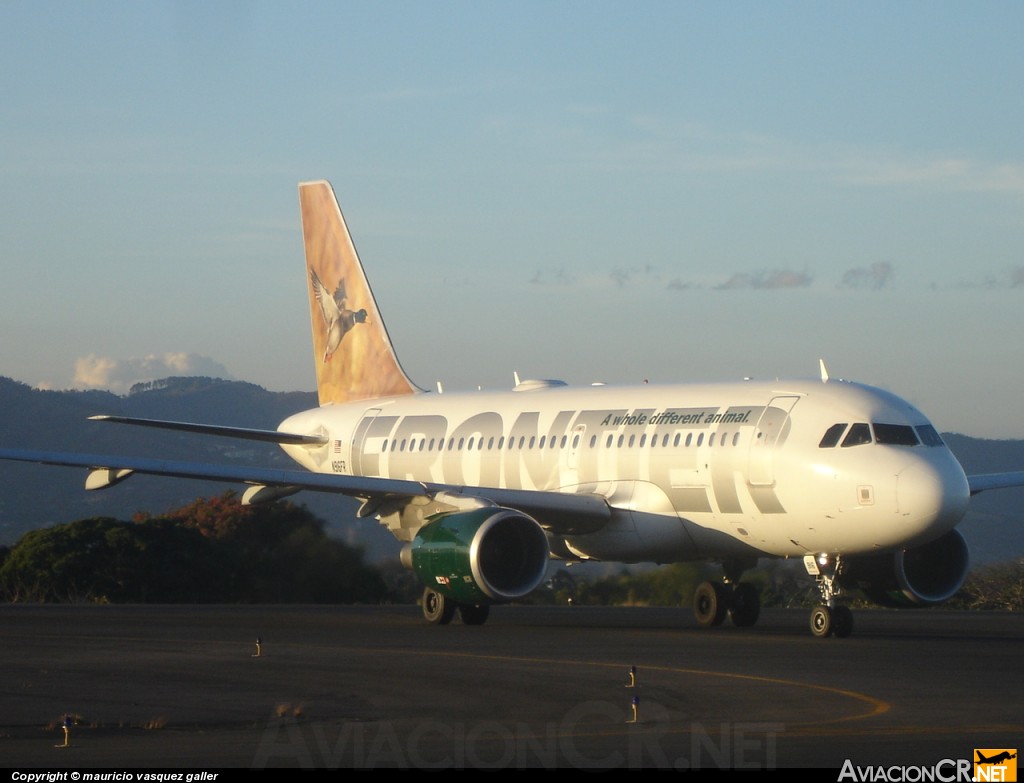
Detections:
804,554,854,638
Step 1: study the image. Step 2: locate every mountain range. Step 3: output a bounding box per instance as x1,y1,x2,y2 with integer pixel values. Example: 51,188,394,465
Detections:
1,376,1021,567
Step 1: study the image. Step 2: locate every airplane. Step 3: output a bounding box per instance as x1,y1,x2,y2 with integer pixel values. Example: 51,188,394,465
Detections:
3,179,1024,638
976,752,1017,765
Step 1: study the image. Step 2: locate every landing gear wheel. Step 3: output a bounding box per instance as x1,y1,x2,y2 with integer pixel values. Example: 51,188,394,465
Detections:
729,582,761,627
694,581,728,627
804,554,855,638
459,603,490,626
832,605,854,638
422,587,456,625
810,605,833,638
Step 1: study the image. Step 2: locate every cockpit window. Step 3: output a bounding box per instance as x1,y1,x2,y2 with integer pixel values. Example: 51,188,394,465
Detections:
841,423,872,447
819,423,848,448
873,423,919,446
915,424,945,447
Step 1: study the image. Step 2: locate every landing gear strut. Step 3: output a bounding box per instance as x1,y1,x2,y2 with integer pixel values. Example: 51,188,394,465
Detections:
803,554,853,639
693,559,761,629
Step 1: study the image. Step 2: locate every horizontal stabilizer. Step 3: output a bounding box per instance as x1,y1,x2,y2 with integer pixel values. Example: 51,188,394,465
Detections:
89,415,327,446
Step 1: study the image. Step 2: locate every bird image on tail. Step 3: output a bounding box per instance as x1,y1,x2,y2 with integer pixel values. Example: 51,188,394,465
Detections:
298,180,420,406
309,270,367,362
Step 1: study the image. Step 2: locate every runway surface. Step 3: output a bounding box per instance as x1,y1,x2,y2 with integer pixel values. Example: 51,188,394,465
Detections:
1,604,1020,770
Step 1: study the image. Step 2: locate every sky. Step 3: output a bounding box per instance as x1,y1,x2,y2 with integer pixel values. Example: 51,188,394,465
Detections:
1,1,1023,439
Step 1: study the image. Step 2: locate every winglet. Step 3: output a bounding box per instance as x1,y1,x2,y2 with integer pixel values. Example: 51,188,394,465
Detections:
298,181,421,405
819,359,830,383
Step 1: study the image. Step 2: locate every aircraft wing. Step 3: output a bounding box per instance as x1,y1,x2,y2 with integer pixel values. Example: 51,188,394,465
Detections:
0,448,610,534
967,471,1024,495
88,415,328,446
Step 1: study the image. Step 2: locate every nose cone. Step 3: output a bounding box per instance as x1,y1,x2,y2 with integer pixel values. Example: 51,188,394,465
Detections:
896,454,970,544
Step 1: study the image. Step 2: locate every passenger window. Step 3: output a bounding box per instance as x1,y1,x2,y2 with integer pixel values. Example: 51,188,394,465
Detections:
819,423,848,448
841,423,872,447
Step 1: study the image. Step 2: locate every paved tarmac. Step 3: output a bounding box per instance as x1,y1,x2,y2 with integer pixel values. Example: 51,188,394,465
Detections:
0,604,1021,771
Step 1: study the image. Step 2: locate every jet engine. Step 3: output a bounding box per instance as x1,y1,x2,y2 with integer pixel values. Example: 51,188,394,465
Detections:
403,507,550,605
840,529,970,608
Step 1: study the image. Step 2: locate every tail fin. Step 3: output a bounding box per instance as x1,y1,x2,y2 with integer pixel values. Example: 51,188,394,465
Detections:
298,180,420,405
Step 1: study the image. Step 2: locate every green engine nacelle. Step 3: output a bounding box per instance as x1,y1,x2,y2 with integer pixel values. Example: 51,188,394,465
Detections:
409,507,550,605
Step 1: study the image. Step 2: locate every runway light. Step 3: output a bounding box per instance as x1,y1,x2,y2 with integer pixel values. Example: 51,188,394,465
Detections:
56,713,73,749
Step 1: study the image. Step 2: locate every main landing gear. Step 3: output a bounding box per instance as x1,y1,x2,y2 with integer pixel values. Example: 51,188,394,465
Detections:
693,559,761,629
421,586,491,626
693,556,855,638
804,554,853,639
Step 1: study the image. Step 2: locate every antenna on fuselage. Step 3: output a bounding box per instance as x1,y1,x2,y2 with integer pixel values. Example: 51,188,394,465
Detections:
819,359,830,383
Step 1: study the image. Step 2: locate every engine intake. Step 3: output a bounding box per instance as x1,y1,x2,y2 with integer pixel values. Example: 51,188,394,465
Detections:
405,507,550,604
841,529,970,608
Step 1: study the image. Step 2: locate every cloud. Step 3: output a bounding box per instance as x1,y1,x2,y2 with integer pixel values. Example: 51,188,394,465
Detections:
530,266,576,286
608,264,658,288
609,268,631,288
837,262,894,290
667,278,700,291
714,269,813,290
950,265,1024,290
72,353,234,394
840,157,1024,195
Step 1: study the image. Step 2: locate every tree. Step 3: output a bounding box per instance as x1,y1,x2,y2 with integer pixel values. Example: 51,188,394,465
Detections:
1,493,388,604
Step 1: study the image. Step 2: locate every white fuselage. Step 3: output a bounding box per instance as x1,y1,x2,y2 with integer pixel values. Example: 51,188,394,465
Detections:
278,378,970,564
